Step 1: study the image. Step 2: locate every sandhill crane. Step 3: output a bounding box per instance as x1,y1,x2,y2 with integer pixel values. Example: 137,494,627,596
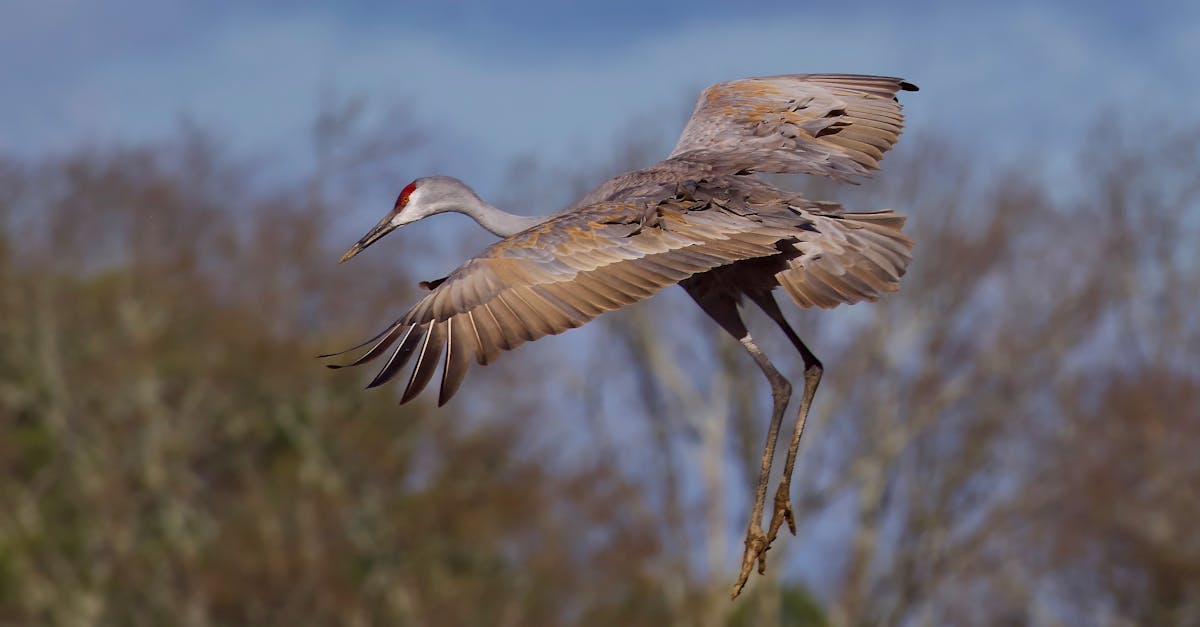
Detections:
326,74,917,598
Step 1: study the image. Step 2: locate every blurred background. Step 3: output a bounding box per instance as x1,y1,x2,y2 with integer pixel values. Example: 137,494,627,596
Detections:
2,1,1198,625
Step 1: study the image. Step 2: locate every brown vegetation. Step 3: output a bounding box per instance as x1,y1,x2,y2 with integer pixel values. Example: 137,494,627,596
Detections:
0,107,1196,625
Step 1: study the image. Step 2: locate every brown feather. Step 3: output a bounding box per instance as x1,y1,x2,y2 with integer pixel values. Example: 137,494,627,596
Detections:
668,74,916,180
439,316,473,405
402,322,446,403
366,325,424,389
465,309,499,365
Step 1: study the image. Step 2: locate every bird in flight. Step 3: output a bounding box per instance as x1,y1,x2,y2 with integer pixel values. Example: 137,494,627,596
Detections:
326,73,917,598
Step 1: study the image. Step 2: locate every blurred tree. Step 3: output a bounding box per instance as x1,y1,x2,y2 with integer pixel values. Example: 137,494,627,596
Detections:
0,112,674,626
0,97,1196,627
585,125,1200,625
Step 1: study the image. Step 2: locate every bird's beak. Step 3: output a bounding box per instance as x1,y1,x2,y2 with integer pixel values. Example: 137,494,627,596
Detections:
339,214,397,263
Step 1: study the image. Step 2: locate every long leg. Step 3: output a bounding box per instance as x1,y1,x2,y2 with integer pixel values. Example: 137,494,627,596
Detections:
747,291,823,545
684,287,791,599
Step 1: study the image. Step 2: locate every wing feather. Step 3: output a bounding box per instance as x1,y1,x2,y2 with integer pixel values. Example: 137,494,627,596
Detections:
669,74,917,181
401,322,445,403
365,325,424,389
331,198,801,404
774,210,914,310
482,301,525,348
439,316,473,404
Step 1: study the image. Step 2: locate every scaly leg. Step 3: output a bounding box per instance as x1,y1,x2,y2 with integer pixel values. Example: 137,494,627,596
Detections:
748,292,823,546
683,287,792,600
730,332,793,599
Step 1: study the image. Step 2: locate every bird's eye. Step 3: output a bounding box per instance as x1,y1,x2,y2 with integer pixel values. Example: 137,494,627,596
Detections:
395,181,418,210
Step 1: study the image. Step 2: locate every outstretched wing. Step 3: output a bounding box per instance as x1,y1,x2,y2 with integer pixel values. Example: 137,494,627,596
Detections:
670,74,918,181
326,198,804,406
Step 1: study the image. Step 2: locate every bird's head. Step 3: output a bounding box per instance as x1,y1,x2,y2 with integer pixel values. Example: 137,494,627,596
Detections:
339,176,479,263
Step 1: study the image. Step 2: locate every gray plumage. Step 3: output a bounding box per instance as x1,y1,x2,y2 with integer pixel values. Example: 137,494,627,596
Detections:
327,73,918,597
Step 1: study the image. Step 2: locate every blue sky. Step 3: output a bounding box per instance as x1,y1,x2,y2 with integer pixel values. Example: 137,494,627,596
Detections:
5,0,1197,209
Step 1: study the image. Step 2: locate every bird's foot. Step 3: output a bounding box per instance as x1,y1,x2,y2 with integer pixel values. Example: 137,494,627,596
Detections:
766,479,796,543
731,524,770,600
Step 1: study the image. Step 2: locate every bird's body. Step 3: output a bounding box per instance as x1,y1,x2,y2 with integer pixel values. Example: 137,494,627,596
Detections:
327,73,918,598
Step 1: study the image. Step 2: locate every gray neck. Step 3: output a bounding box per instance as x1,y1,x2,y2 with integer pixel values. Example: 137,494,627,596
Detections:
460,197,546,238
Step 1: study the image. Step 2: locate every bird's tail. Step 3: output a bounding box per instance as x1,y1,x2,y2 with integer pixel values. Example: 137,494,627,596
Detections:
775,209,914,309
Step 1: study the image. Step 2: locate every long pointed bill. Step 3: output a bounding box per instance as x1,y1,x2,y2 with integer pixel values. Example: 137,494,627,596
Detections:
340,214,397,263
